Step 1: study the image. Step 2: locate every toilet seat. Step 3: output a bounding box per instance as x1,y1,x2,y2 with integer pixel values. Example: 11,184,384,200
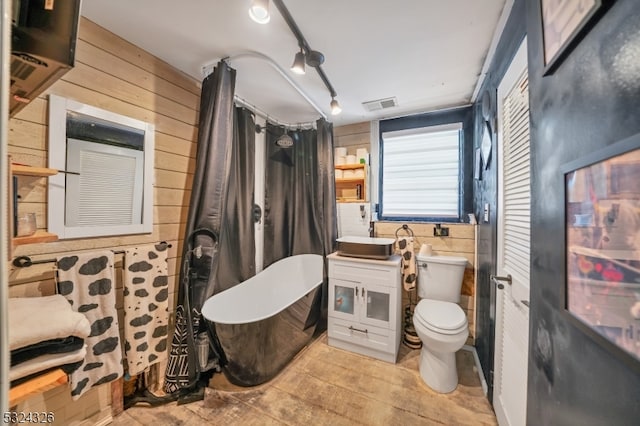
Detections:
414,299,467,335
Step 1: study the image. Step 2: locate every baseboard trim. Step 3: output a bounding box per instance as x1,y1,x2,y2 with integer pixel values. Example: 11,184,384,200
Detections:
462,345,488,396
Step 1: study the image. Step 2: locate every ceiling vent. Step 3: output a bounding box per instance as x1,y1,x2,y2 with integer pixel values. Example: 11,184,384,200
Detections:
362,97,398,112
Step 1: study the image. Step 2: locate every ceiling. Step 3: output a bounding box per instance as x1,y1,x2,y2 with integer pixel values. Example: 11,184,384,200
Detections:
81,0,508,127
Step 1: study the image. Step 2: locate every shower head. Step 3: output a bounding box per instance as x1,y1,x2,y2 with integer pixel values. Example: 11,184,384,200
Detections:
276,132,294,148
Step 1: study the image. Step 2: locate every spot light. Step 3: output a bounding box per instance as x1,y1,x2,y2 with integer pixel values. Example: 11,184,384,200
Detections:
291,48,306,75
249,0,270,24
330,97,342,115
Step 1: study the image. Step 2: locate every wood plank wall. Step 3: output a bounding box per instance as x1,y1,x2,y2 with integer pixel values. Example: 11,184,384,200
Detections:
6,18,199,424
334,121,370,153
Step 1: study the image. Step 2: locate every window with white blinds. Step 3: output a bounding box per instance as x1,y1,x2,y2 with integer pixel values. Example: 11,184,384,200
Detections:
48,95,154,239
501,70,530,285
381,123,461,218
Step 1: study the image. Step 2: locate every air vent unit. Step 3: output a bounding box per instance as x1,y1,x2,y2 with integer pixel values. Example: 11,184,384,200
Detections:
362,97,398,112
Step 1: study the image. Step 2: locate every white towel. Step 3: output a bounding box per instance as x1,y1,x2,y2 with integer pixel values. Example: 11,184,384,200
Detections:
8,295,90,351
123,243,170,376
57,251,123,399
9,345,87,382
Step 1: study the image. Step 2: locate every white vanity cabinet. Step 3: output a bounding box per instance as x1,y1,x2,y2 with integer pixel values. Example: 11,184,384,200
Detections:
327,253,402,363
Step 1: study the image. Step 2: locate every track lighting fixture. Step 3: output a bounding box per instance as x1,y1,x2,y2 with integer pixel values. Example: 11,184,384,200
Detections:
249,0,341,118
249,0,270,24
291,48,306,75
330,98,342,115
305,50,325,68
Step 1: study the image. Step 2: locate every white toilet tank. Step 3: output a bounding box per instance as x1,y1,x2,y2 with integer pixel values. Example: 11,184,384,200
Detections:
416,254,468,303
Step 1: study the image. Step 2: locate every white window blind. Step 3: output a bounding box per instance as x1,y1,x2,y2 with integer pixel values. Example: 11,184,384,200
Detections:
502,70,530,285
381,123,461,218
65,138,144,228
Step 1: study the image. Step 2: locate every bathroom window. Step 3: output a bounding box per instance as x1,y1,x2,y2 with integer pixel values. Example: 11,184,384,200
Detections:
48,95,154,239
380,123,462,220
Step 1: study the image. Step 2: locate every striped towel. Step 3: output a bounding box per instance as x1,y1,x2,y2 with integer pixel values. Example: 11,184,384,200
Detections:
57,251,123,400
123,243,170,376
395,237,417,291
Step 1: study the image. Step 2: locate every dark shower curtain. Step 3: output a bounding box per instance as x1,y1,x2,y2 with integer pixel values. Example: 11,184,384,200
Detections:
217,108,256,292
264,118,337,324
316,118,338,324
164,62,256,393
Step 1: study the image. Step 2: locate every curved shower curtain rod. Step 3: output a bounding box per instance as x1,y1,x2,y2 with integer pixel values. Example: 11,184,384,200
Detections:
234,95,315,131
201,51,326,128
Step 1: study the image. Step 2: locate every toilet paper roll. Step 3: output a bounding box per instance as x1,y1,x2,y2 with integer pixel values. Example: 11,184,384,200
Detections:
335,147,347,157
334,169,343,179
335,156,346,166
343,170,356,178
419,243,433,256
346,155,358,164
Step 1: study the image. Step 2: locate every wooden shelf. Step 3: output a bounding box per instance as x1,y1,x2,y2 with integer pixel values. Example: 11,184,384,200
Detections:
336,178,365,183
335,161,367,203
11,164,59,177
9,369,68,407
9,160,60,254
337,199,367,203
13,230,59,247
335,164,366,170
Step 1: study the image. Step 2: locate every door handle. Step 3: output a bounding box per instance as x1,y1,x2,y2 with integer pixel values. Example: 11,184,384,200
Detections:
521,300,530,308
491,274,512,287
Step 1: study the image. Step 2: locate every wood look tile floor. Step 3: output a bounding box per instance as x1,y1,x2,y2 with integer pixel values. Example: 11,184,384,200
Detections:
112,334,496,425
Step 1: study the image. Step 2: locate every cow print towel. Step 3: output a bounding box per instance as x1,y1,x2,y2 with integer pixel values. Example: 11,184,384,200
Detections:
395,236,417,291
57,251,123,400
123,243,169,376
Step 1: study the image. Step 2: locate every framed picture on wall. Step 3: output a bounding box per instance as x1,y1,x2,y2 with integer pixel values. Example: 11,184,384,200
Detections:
540,0,604,75
562,131,640,373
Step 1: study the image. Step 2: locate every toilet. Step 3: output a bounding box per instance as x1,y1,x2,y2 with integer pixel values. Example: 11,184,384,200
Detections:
413,253,469,393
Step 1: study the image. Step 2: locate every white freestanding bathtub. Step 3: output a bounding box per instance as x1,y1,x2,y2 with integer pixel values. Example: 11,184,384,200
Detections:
202,254,324,385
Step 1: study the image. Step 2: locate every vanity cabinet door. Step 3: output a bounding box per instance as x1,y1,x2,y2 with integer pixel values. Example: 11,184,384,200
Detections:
329,278,359,322
360,282,396,330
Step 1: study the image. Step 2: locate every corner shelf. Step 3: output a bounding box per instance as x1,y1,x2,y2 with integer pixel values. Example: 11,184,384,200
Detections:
13,230,59,247
9,368,68,407
9,160,59,250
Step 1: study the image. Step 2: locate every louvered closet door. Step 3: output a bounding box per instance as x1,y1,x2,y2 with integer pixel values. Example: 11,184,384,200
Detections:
493,38,530,426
